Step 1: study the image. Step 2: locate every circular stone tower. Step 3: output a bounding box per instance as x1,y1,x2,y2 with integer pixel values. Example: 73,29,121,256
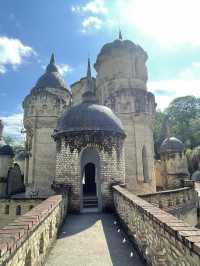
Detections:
23,54,71,196
53,60,126,212
0,120,14,197
160,137,189,189
94,33,156,194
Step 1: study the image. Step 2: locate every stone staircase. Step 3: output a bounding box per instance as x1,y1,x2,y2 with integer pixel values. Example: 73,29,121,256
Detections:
83,196,98,209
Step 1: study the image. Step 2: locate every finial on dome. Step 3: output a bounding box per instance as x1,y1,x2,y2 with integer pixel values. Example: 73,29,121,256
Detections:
46,53,58,73
119,29,123,40
86,57,93,92
50,53,55,65
82,58,96,103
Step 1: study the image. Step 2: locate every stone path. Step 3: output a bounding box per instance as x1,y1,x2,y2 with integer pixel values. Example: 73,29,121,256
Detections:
45,213,145,266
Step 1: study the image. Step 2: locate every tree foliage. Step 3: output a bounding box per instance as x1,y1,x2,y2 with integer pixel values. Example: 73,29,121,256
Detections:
154,95,200,172
165,96,200,148
154,96,200,152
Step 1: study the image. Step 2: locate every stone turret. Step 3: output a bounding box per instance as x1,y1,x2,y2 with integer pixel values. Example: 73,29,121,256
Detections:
160,137,189,189
95,34,156,194
0,120,14,197
23,54,71,196
54,59,126,212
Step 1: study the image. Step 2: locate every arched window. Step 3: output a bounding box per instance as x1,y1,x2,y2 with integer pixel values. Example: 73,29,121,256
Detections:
142,146,149,183
5,205,9,215
16,205,21,215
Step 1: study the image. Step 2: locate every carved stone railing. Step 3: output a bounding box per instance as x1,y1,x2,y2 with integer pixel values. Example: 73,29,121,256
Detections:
0,194,68,266
139,187,197,213
113,185,200,265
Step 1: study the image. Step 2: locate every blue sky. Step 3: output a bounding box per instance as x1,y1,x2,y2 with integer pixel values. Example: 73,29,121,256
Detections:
0,0,200,140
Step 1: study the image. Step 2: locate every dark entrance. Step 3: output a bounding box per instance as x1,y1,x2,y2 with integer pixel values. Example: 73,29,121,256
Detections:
83,163,96,196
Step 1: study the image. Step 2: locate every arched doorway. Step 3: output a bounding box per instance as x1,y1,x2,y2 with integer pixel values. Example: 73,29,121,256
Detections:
80,148,102,212
83,163,96,196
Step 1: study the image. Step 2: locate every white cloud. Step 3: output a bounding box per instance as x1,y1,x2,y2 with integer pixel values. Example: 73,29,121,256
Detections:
178,62,200,80
111,0,200,46
72,0,108,14
0,65,6,74
148,79,200,110
57,64,73,76
82,16,103,32
72,0,200,46
0,113,24,139
0,36,36,74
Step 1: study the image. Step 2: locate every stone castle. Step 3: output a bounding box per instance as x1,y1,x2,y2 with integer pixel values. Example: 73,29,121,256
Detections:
23,32,156,207
0,33,200,266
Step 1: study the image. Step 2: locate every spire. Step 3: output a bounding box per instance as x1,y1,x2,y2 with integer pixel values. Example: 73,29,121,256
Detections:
86,58,93,92
119,29,123,40
46,53,58,73
50,53,55,65
82,58,96,103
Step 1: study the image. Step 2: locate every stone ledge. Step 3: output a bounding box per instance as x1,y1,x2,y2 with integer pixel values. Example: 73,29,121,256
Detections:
113,185,200,257
139,186,192,197
0,195,62,259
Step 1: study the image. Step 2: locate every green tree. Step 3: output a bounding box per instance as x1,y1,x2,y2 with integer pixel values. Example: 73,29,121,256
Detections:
165,96,200,148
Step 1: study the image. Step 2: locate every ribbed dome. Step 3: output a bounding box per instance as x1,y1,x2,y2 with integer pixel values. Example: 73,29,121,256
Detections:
35,54,68,90
160,137,185,154
0,145,14,156
54,101,125,137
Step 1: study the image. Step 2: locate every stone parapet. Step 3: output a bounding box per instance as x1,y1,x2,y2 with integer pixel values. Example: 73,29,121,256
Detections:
0,194,68,266
113,185,200,265
139,187,197,212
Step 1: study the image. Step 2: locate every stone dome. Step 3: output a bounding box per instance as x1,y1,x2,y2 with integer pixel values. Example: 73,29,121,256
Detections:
34,54,69,90
0,145,14,156
95,37,147,69
160,137,185,154
192,170,200,181
54,100,125,137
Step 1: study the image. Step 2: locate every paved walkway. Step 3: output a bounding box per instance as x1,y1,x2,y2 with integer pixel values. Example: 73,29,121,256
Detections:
45,213,145,266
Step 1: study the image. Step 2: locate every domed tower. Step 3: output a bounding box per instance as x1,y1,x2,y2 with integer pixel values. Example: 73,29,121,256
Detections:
53,60,126,212
23,54,71,196
160,137,189,189
94,33,156,194
0,120,14,197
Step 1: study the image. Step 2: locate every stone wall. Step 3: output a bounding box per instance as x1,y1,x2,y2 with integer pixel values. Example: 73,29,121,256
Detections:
0,194,68,266
139,187,198,226
160,152,189,189
113,185,200,265
55,138,125,212
0,198,43,228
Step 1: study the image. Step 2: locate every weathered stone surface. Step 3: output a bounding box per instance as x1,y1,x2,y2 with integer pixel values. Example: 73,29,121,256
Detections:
113,185,200,266
0,194,68,266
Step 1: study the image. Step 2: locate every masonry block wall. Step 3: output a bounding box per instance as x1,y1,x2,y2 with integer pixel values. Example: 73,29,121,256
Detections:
0,198,43,228
0,194,68,266
55,138,125,212
113,185,200,266
139,187,198,227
